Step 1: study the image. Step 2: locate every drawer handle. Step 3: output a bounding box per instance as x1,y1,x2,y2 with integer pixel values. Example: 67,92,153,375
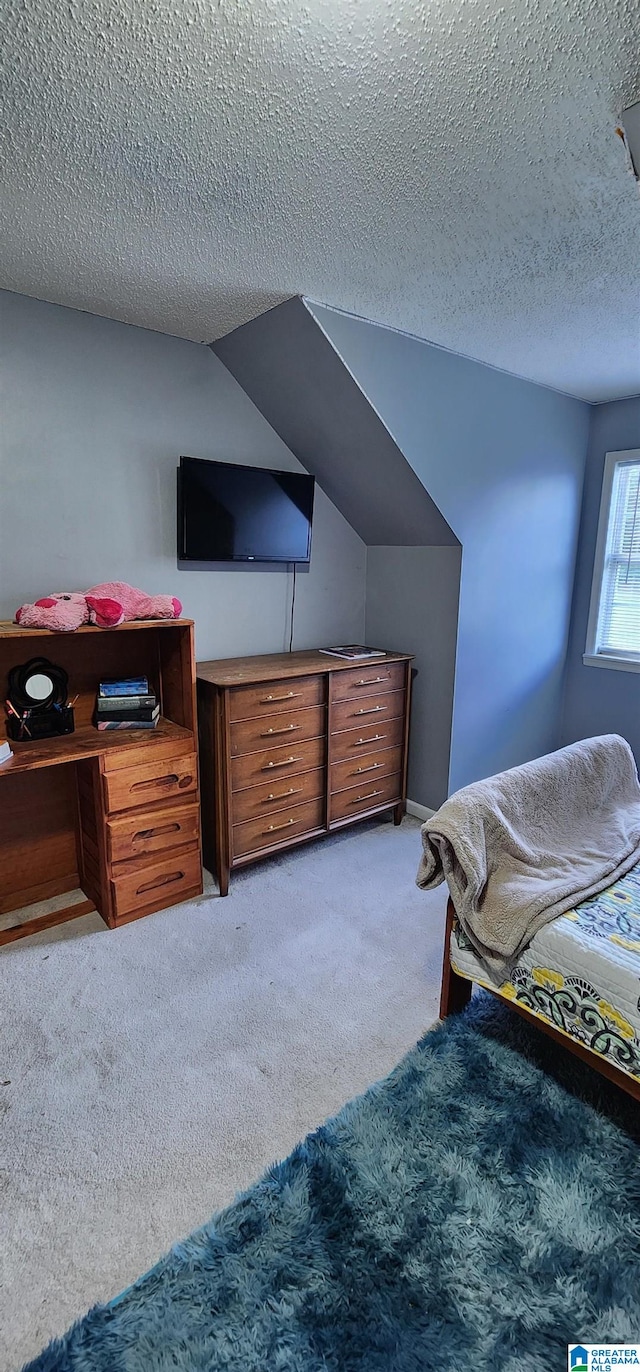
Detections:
355,705,387,716
352,789,383,803
265,787,302,802
354,733,385,746
262,724,300,736
136,869,185,895
136,822,181,841
131,773,192,792
355,676,386,685
264,818,296,834
262,755,303,770
262,691,301,703
356,762,383,774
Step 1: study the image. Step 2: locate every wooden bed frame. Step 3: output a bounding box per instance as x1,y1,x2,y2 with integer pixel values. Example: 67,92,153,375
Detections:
440,897,640,1104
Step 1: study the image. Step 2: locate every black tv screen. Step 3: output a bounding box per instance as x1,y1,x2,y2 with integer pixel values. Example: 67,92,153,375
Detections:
178,456,315,564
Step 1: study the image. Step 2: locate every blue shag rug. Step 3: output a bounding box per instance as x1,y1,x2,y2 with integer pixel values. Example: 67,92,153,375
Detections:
24,996,640,1372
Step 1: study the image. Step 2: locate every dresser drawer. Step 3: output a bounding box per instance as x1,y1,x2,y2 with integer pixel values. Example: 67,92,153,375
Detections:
231,706,325,758
233,797,325,858
231,769,324,825
103,752,197,813
331,690,404,735
229,675,324,721
329,771,402,824
331,746,402,796
110,847,202,919
330,715,405,762
107,801,201,865
232,736,325,791
331,660,405,702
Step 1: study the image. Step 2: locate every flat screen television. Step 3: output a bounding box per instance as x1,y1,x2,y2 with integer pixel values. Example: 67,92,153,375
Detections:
177,456,315,564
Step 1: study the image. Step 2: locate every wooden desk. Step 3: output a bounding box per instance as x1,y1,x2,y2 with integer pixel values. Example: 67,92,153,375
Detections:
197,649,413,895
0,620,203,944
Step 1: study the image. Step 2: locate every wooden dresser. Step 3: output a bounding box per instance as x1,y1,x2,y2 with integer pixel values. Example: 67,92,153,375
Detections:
0,620,203,944
196,649,413,894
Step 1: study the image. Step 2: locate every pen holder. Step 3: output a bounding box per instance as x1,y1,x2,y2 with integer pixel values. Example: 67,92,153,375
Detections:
6,705,75,742
5,656,75,742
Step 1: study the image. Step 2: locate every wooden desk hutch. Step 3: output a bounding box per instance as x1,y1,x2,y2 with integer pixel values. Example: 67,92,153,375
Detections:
0,620,203,944
197,649,413,895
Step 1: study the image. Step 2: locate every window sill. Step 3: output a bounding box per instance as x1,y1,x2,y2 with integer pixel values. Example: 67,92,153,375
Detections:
583,653,640,674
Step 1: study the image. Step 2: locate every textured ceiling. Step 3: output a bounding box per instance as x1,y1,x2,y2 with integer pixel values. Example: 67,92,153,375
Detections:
1,0,639,402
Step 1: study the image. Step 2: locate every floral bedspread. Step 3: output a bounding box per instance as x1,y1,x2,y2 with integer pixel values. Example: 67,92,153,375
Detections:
450,865,640,1082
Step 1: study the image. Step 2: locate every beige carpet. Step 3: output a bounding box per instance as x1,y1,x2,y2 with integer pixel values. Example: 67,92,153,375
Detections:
1,815,446,1372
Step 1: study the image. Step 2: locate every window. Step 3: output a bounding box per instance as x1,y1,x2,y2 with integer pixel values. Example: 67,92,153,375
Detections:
585,449,640,672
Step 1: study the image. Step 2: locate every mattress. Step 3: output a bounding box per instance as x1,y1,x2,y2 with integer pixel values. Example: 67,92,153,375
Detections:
450,864,640,1084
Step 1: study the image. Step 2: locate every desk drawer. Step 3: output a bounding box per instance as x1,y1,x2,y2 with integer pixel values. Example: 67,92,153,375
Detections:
107,801,200,865
330,715,405,762
229,675,324,721
231,705,324,758
331,746,402,796
232,736,325,791
103,752,197,814
231,769,324,825
331,661,405,702
110,847,201,919
331,690,404,735
329,771,401,823
233,797,324,858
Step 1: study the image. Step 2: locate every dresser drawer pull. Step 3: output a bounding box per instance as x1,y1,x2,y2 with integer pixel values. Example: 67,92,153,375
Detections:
262,691,301,703
356,762,383,774
352,789,383,803
136,869,185,896
262,755,303,770
355,705,387,716
262,724,300,736
265,787,302,802
355,676,386,685
131,772,192,792
136,822,181,841
354,733,385,746
265,818,296,834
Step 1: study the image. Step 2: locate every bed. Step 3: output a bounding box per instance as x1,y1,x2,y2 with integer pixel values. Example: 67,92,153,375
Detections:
419,735,640,1105
440,869,640,1101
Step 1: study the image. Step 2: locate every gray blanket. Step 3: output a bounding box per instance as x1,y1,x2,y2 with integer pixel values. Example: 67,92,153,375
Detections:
416,734,640,976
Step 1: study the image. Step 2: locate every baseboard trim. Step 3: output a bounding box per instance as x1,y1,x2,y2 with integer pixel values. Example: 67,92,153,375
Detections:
406,800,435,822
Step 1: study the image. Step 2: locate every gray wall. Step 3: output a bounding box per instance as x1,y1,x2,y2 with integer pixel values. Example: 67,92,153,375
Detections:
560,396,640,757
310,303,591,793
0,290,366,659
212,297,461,810
366,547,461,810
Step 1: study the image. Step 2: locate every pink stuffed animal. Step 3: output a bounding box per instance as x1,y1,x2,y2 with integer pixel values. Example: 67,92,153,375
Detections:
85,582,182,628
15,582,182,632
15,592,91,632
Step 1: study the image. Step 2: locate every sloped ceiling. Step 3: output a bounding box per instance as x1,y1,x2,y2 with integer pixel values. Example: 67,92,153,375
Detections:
1,0,639,401
212,297,458,546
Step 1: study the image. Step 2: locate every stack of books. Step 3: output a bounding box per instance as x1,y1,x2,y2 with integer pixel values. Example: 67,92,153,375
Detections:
318,645,387,660
95,676,160,731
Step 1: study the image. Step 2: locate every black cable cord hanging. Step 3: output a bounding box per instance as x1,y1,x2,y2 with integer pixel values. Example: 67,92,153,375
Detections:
288,561,297,652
